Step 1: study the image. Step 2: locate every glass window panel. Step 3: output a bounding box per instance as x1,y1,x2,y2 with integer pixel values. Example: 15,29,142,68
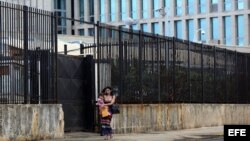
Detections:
199,0,206,13
131,0,138,19
237,15,244,46
152,22,159,34
175,20,182,39
176,0,182,16
223,16,232,45
187,0,194,15
142,0,149,19
100,0,105,22
237,0,244,10
110,0,116,21
199,18,206,41
79,0,84,23
79,29,85,35
212,17,219,40
153,0,160,18
89,0,94,22
187,20,194,41
121,0,127,20
224,0,231,11
141,23,148,32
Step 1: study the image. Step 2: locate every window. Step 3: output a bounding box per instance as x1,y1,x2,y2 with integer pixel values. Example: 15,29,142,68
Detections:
211,17,219,40
110,0,116,21
165,0,171,16
236,15,244,46
187,0,194,15
142,0,149,19
141,23,148,32
54,0,66,34
223,16,232,45
100,0,105,22
79,0,84,23
224,0,231,11
198,18,206,41
152,22,159,34
199,0,206,13
88,28,95,36
175,0,182,16
120,0,126,20
131,0,137,19
175,20,182,39
211,0,218,12
237,0,244,10
79,29,85,36
89,0,94,22
187,20,194,41
153,0,160,18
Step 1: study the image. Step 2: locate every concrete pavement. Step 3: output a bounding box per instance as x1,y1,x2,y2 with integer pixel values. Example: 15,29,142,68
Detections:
42,126,223,141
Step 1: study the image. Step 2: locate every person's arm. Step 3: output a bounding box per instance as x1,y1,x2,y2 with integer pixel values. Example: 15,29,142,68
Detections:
104,96,116,106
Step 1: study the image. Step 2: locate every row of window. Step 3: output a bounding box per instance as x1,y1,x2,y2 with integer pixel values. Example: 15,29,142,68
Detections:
99,0,247,22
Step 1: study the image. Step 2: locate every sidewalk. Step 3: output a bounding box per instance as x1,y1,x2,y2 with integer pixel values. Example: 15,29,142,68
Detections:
42,126,223,141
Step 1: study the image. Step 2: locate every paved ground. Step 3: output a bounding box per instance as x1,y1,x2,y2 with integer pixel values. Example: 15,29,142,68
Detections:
42,126,223,141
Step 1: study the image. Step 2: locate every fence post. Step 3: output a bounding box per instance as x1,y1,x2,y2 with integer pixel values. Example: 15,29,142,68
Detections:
96,21,100,96
36,47,41,104
138,30,143,103
188,41,191,102
201,44,204,103
235,51,238,103
80,44,84,54
64,44,67,55
23,5,28,104
118,26,124,103
213,46,216,103
156,34,160,103
172,37,176,102
224,48,227,103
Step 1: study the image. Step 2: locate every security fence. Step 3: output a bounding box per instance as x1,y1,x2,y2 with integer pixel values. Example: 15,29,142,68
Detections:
93,23,250,104
0,2,57,104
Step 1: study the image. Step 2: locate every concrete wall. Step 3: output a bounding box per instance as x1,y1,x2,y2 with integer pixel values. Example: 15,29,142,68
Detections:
111,104,250,134
0,104,64,141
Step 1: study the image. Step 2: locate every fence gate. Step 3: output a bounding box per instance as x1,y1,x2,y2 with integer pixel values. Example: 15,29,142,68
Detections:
57,54,95,132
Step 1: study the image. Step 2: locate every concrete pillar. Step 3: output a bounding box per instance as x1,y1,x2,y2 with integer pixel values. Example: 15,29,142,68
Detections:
94,0,100,23
244,14,249,46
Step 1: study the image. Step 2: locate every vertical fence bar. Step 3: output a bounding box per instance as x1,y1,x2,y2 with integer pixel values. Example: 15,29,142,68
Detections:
138,30,143,103
80,44,84,54
172,37,176,102
0,2,2,103
64,44,67,55
118,26,124,102
224,48,227,103
156,35,160,103
201,44,204,102
23,5,28,104
188,41,191,102
96,21,100,97
213,46,216,103
54,12,58,103
245,54,248,102
235,51,238,103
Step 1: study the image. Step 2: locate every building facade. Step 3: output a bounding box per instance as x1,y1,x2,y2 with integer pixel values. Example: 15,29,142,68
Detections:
69,0,250,47
3,0,250,47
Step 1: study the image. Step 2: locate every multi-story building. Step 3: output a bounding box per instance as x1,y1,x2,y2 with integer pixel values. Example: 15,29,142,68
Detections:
2,0,250,47
69,0,250,47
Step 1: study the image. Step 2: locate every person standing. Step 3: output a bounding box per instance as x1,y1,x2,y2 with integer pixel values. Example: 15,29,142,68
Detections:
100,86,116,140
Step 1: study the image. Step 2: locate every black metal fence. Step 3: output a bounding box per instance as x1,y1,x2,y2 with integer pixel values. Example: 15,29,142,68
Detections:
93,23,250,104
0,2,57,104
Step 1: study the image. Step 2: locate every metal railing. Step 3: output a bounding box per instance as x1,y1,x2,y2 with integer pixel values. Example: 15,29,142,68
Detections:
0,1,57,104
93,22,250,104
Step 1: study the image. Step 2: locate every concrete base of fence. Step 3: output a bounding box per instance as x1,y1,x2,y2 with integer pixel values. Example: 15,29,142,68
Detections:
0,104,64,141
111,104,250,134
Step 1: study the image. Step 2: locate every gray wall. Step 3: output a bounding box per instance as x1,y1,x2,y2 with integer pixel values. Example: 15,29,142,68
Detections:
0,104,64,141
111,104,250,134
